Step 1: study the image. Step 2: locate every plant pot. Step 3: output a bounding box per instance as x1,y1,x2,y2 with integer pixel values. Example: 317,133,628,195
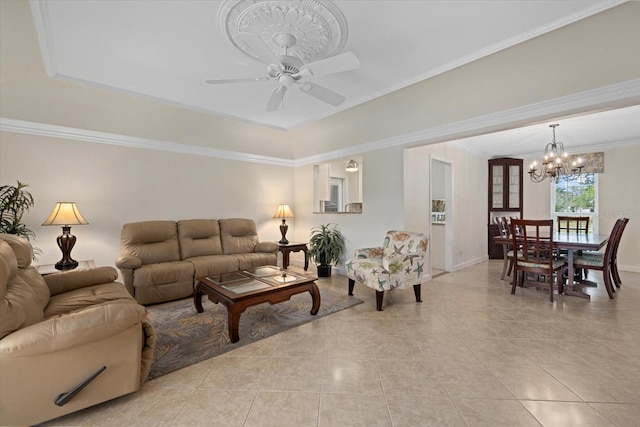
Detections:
317,265,332,277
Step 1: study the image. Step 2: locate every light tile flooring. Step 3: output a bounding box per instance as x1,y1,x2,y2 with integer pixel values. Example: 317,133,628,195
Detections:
43,260,640,426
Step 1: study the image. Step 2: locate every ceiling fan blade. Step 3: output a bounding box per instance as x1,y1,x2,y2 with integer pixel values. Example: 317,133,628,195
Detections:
266,85,287,111
297,51,359,78
240,33,282,66
205,76,270,85
298,82,345,106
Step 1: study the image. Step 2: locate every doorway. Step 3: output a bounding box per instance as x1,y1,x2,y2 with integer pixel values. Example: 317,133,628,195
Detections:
430,156,453,275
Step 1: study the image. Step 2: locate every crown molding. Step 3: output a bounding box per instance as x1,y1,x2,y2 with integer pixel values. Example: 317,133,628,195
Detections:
296,78,640,165
2,79,639,167
0,118,294,167
29,0,55,77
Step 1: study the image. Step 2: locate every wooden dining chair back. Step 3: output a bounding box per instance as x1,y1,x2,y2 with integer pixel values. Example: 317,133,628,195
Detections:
495,217,514,280
574,218,628,298
557,216,590,233
557,216,590,280
509,219,565,302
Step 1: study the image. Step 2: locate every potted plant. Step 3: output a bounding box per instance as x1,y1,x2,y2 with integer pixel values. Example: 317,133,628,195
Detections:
0,181,36,238
0,180,40,258
308,223,345,277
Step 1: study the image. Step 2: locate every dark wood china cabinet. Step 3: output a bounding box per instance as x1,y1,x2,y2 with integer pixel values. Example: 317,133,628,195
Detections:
488,157,523,258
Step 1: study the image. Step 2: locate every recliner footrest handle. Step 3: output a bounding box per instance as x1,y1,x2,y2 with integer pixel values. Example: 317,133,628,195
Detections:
55,366,107,407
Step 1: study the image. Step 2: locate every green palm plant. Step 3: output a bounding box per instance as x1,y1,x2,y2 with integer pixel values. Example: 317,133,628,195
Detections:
0,180,36,239
308,223,345,276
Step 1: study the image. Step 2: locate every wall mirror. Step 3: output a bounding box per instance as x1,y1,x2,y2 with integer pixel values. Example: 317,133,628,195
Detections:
313,156,363,213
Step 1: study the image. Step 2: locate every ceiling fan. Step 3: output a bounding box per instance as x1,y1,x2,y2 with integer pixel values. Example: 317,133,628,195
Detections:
205,33,359,111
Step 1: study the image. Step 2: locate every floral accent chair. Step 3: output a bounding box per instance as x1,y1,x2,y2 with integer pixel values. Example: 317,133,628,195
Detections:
346,230,428,311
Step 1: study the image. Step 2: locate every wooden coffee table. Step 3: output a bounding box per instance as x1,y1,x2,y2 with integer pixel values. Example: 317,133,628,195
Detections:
193,266,320,342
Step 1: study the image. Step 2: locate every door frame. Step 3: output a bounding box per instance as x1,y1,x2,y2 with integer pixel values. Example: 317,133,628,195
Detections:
429,155,454,273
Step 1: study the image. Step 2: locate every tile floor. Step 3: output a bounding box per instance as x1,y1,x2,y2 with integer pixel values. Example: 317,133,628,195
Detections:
43,260,640,426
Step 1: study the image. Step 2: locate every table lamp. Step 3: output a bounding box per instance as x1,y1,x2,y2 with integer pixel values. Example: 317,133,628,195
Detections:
42,202,89,270
272,204,294,244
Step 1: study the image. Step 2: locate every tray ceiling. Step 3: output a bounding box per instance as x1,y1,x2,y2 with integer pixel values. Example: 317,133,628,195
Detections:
30,0,623,131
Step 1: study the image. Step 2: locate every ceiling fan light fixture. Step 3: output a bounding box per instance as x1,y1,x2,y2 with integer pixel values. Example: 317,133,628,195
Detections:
218,0,348,64
345,159,359,172
210,1,358,111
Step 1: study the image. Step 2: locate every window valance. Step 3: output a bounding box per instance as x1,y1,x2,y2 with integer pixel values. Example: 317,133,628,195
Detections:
570,152,604,174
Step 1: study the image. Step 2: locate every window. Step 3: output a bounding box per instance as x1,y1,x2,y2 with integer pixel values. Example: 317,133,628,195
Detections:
551,173,598,233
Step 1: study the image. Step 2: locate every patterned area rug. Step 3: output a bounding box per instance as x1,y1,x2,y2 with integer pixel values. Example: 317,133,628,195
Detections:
146,284,362,379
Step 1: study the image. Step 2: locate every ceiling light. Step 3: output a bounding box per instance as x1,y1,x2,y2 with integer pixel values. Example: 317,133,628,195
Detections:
528,124,583,183
345,159,359,172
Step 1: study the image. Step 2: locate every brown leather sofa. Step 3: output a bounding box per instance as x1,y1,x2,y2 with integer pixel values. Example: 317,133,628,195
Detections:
0,233,156,426
116,218,278,305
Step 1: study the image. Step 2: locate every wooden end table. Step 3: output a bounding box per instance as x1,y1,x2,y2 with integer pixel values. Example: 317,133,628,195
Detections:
194,266,320,343
278,242,309,270
36,260,96,276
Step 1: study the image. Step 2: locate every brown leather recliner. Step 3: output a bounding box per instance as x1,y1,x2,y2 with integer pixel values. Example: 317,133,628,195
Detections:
0,234,156,426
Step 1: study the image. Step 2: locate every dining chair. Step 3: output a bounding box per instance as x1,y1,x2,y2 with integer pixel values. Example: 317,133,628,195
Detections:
495,216,514,280
509,219,565,302
573,218,629,298
557,216,590,233
557,215,590,280
610,218,629,288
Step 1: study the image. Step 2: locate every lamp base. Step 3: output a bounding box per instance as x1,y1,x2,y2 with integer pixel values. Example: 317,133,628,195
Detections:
55,226,79,270
279,220,289,244
55,259,79,271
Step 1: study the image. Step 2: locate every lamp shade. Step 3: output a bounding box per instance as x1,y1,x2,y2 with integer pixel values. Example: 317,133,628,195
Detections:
272,204,294,219
345,159,359,172
42,202,89,226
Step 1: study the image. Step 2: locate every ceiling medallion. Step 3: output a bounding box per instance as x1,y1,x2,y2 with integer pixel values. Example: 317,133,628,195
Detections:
218,0,348,64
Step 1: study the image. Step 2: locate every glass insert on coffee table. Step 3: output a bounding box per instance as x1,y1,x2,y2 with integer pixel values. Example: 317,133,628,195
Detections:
193,266,320,342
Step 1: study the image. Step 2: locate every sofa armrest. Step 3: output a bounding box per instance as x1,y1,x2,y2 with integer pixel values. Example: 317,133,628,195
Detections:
354,247,383,259
116,254,142,269
255,241,278,253
44,267,119,296
0,301,147,357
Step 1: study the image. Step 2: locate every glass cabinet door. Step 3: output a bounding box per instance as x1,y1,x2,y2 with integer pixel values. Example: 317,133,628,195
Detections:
492,165,503,208
508,165,520,208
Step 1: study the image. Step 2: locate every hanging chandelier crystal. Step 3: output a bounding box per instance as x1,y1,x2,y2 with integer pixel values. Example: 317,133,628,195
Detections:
528,124,584,183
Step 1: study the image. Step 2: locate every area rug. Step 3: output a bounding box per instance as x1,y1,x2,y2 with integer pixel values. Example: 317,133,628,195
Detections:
146,284,363,379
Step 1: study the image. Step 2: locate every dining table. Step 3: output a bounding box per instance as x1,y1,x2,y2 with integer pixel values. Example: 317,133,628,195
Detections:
494,231,609,299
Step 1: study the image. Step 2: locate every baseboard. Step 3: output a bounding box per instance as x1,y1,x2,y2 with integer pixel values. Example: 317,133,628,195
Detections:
453,255,489,271
618,264,640,273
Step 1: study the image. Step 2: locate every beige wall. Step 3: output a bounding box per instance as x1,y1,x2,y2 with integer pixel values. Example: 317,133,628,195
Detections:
292,147,405,273
0,131,294,269
2,130,637,278
404,143,488,272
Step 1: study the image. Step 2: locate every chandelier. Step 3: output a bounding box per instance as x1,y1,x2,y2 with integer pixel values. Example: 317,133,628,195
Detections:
528,124,584,183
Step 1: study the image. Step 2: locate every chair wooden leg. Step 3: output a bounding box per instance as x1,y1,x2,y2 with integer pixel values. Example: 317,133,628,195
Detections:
375,291,384,311
550,270,557,303
348,278,355,296
612,262,622,288
511,270,518,295
413,284,422,303
501,256,508,280
507,260,513,277
603,267,615,299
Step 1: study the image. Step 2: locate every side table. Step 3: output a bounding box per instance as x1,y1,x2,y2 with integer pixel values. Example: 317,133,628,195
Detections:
278,242,309,271
36,260,96,276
